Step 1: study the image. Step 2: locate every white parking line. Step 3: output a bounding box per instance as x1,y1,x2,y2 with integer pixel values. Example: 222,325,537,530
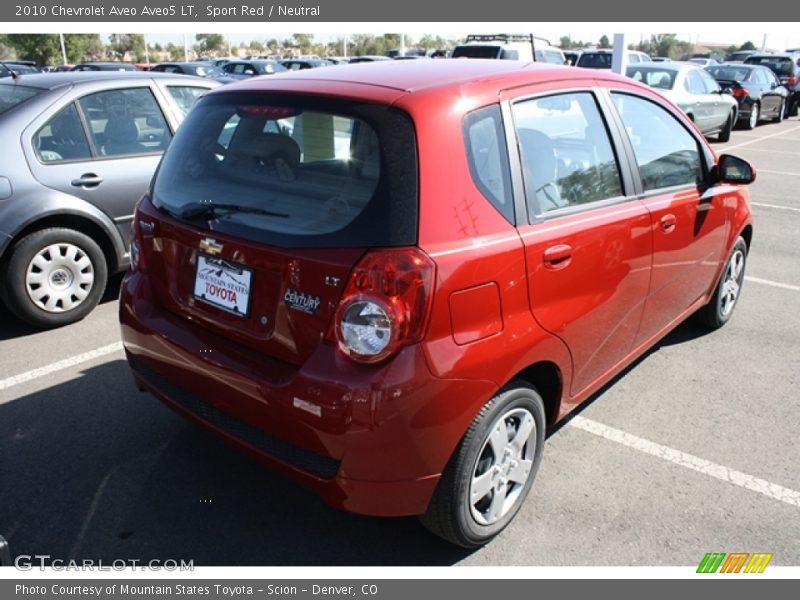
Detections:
751,202,800,213
568,416,800,509
756,169,800,177
744,276,800,292
736,147,800,156
0,342,123,392
725,124,800,151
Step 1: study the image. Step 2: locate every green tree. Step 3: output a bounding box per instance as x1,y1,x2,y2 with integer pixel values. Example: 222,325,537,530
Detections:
108,33,145,61
418,34,452,51
599,35,611,49
290,34,315,53
739,40,756,51
196,33,225,55
63,34,103,63
165,42,184,62
1,33,61,65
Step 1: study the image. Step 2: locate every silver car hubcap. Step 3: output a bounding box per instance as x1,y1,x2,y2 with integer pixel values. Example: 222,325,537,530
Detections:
469,407,536,526
25,243,94,313
719,249,745,318
749,105,759,129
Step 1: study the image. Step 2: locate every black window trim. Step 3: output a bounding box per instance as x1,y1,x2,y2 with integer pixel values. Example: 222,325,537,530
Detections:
503,86,637,224
462,103,516,226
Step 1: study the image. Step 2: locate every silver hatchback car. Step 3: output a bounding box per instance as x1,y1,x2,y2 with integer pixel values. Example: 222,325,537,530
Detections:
0,71,218,327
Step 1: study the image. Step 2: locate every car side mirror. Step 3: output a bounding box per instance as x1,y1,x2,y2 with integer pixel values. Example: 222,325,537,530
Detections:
716,154,756,184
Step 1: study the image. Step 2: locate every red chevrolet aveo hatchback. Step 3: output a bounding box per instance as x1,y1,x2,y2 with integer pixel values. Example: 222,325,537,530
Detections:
120,60,754,547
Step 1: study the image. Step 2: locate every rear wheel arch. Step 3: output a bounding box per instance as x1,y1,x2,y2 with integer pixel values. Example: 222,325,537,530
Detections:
739,224,753,253
511,361,563,427
3,213,123,275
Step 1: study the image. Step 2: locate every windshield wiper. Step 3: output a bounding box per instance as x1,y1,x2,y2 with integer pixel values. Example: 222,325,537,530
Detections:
178,201,289,220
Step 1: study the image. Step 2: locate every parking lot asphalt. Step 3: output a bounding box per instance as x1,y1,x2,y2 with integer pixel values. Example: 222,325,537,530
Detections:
1,119,798,567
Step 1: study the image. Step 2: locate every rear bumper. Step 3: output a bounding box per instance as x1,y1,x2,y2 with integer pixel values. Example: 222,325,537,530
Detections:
120,270,497,516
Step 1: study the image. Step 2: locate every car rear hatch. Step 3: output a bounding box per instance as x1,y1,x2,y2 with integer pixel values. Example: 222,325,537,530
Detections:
139,90,418,366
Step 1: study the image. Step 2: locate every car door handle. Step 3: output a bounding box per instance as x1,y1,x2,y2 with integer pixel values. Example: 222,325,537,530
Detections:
543,244,573,270
71,174,104,188
660,214,677,232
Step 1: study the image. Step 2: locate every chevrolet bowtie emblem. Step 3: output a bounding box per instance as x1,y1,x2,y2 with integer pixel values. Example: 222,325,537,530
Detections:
199,238,223,255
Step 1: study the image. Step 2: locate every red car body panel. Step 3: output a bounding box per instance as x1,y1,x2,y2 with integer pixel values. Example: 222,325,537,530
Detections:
119,61,753,516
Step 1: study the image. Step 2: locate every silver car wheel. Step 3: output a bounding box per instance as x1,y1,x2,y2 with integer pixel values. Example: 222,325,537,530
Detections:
469,407,536,526
719,247,745,318
748,103,759,129
25,243,95,313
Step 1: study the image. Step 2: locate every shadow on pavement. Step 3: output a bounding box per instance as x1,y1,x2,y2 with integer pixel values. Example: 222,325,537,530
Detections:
0,273,125,342
0,360,470,566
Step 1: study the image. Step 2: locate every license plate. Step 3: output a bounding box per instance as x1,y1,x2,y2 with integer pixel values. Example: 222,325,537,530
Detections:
193,254,253,318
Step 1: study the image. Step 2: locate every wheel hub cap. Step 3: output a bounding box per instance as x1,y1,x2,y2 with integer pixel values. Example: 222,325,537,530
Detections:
719,249,745,318
25,243,94,313
469,407,536,526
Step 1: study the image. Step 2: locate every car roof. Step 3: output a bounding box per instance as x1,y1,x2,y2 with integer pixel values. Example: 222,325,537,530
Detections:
627,61,698,72
746,53,795,59
0,71,214,90
222,59,589,96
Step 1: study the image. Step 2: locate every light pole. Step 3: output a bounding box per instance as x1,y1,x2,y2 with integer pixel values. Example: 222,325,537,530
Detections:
59,33,67,65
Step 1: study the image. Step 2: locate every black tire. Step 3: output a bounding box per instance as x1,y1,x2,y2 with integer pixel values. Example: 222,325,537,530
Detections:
790,97,799,117
1,228,108,328
744,102,759,130
697,237,747,330
717,110,734,142
773,99,785,123
419,381,546,548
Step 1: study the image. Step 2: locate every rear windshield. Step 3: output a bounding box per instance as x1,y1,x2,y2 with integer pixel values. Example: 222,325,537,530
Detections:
0,84,43,114
577,53,612,68
745,56,795,75
151,92,418,249
452,46,502,59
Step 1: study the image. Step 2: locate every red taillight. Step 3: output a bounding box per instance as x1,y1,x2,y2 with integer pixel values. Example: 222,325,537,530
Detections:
129,201,148,273
330,247,436,364
731,85,748,98
788,75,798,87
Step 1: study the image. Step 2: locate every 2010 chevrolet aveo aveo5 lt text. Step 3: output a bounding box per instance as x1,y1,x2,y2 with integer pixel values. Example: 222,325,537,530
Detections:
120,60,755,547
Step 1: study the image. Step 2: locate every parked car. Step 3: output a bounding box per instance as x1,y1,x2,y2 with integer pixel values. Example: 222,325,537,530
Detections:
651,56,673,63
149,62,226,80
689,57,720,67
347,55,392,63
743,53,800,116
0,62,40,77
726,50,757,63
280,58,333,71
0,71,219,327
71,62,138,72
576,49,651,68
563,51,581,65
706,63,789,129
452,33,566,64
120,60,754,548
626,62,738,141
220,59,287,79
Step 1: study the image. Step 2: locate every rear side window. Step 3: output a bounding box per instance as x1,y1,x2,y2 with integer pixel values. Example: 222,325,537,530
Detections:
152,93,418,249
463,105,513,223
512,92,623,215
33,103,92,163
0,84,43,115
